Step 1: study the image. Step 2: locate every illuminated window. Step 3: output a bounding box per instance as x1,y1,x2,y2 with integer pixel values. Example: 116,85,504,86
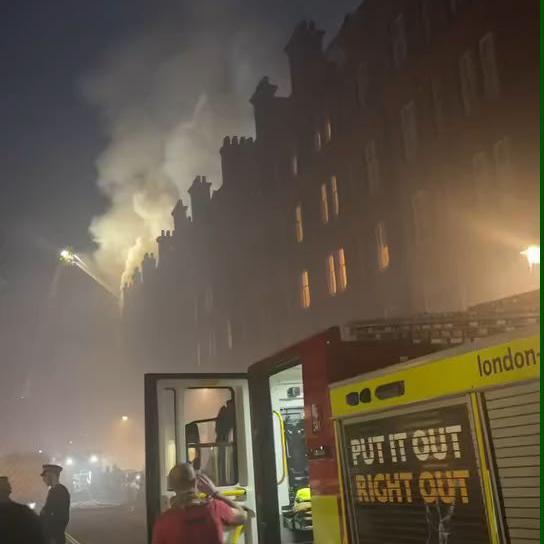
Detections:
324,118,332,142
459,50,478,115
314,131,322,151
226,319,233,350
479,33,500,99
327,254,337,295
295,205,304,242
300,270,311,309
392,13,407,68
320,183,329,223
400,101,418,160
375,221,390,271
291,154,298,176
365,140,380,195
337,248,348,291
493,136,512,188
330,176,340,216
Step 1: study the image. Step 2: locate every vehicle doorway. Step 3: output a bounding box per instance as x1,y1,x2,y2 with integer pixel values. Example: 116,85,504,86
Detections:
269,364,313,543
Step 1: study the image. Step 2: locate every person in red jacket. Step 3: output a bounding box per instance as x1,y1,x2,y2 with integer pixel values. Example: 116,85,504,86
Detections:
152,463,247,544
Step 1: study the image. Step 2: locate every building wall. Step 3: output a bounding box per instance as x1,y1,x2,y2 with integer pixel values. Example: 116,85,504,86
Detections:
123,0,539,373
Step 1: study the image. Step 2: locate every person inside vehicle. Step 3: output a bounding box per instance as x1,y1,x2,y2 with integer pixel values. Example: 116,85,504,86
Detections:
152,463,247,544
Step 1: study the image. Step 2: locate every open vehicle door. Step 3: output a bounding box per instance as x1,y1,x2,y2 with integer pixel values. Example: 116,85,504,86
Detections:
145,373,258,544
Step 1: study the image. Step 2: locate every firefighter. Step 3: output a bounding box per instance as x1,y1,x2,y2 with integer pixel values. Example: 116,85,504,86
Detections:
40,464,70,544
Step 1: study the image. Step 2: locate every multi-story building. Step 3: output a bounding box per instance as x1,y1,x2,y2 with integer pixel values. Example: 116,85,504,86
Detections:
123,0,539,373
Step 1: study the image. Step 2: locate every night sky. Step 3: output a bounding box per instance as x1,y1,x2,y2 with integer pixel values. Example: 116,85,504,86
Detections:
0,0,360,467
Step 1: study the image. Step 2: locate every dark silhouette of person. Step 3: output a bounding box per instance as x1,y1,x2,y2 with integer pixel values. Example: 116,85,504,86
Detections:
40,465,70,544
0,475,46,543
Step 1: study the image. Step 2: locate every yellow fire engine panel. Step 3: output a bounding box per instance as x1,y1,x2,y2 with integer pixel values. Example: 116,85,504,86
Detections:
330,333,540,418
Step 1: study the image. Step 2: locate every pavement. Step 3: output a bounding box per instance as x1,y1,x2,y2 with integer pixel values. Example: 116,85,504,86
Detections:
67,505,147,544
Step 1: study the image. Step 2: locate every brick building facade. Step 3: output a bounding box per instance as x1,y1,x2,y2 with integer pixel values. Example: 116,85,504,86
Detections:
123,0,539,373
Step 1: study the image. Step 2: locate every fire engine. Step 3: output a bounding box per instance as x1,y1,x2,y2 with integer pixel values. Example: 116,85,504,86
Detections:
145,290,540,543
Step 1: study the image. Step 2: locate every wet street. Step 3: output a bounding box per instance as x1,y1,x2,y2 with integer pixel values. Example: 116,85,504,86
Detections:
67,506,146,544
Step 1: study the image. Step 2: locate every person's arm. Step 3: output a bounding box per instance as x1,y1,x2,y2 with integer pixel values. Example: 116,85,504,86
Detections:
197,474,248,525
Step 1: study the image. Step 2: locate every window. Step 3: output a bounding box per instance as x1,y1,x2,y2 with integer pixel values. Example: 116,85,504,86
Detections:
295,205,304,242
291,153,298,176
324,118,332,142
472,151,491,189
449,0,464,15
365,140,380,195
412,190,432,246
314,131,322,151
184,388,238,486
479,33,500,99
493,137,512,188
300,270,311,309
226,319,233,350
327,250,348,295
401,101,419,160
392,13,407,68
209,329,216,358
330,176,340,216
431,78,444,133
320,183,329,223
459,50,479,115
204,287,213,314
356,62,369,107
375,221,390,271
337,248,348,291
327,254,337,295
421,0,431,44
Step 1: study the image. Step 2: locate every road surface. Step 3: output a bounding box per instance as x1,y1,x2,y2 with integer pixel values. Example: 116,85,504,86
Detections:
68,506,147,544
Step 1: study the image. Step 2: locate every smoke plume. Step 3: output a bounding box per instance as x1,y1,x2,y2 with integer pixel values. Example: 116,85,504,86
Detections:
82,0,361,288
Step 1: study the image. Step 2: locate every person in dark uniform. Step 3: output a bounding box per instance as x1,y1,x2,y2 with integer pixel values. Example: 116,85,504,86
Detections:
0,475,46,543
40,465,70,544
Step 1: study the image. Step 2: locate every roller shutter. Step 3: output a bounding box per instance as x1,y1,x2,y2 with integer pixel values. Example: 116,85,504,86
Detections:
485,381,540,543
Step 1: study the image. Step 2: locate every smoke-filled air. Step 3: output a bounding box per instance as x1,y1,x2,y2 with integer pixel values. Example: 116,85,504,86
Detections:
84,0,361,288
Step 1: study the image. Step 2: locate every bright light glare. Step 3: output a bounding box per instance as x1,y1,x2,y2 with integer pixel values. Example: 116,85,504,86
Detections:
28,502,36,510
66,457,74,466
59,248,76,265
521,245,540,266
135,474,141,481
121,416,129,422
89,455,99,464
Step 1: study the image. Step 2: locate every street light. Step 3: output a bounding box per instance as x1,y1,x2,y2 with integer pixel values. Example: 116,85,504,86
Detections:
121,416,129,422
89,455,99,464
521,245,540,267
65,457,74,466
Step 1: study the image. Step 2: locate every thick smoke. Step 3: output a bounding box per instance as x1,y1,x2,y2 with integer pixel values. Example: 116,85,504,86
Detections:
83,0,361,288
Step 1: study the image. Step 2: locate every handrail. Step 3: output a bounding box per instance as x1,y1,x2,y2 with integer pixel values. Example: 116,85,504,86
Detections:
272,410,288,486
198,487,247,499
